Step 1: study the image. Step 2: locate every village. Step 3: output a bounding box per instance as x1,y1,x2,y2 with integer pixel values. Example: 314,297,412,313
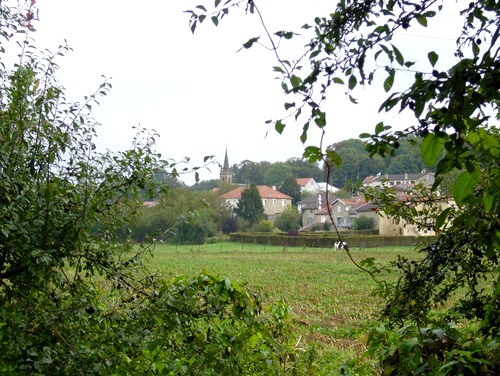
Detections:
221,171,447,237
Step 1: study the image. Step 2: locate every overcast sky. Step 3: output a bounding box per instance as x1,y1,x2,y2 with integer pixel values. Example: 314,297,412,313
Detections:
32,1,466,185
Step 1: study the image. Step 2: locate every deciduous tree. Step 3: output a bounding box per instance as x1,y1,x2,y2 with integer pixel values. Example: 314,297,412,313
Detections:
273,205,301,233
279,176,302,204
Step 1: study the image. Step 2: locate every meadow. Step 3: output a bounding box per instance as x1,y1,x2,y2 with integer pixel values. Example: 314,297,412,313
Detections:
146,242,419,372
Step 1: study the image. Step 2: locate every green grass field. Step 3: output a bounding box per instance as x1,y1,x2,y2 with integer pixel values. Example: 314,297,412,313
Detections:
145,242,418,371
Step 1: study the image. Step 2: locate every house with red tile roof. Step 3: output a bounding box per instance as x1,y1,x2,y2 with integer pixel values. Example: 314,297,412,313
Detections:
296,178,320,194
220,185,292,221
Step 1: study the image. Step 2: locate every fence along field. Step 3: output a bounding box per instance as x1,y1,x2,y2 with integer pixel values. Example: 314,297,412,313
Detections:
147,242,418,370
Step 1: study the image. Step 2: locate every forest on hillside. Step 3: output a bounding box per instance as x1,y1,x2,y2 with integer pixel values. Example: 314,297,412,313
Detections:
190,137,434,190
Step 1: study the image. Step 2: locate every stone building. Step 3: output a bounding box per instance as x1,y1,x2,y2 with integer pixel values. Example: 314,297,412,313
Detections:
220,185,292,221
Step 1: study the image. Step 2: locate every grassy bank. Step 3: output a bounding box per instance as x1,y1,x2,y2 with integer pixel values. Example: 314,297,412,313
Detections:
145,242,418,373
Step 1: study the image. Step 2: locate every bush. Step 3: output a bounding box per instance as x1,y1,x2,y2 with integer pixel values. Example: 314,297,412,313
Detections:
352,215,376,230
254,220,274,232
174,211,218,244
274,206,301,232
236,217,252,232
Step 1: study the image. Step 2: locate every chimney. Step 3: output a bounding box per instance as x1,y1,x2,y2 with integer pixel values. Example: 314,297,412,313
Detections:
404,173,408,180
272,185,276,190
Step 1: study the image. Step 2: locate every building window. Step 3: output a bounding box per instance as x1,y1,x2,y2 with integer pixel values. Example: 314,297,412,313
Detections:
281,200,285,206
337,206,341,213
262,199,266,206
272,199,275,205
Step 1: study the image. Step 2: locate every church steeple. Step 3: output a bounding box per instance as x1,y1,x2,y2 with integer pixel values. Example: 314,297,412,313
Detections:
220,147,233,185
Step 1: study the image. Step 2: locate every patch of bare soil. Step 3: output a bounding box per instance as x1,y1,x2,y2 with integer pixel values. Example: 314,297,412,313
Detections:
307,333,366,352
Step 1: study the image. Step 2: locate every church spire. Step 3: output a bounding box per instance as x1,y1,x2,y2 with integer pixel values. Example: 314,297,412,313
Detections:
223,148,230,171
220,147,233,185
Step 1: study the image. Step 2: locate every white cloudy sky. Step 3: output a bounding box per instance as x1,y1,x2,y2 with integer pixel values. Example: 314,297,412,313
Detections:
31,0,465,185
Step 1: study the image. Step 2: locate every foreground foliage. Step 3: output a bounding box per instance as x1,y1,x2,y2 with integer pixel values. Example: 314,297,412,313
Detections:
0,4,300,374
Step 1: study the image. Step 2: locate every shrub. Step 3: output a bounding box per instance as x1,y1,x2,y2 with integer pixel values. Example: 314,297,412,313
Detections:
352,215,376,230
254,220,274,232
173,211,218,244
274,206,301,232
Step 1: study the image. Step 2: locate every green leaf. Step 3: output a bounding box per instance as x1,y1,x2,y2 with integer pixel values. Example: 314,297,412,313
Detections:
428,51,438,67
472,41,480,56
420,134,444,166
314,110,326,128
453,170,480,205
348,75,357,90
359,133,371,139
302,146,323,163
310,49,320,58
379,93,400,112
384,69,395,92
392,44,404,66
375,122,385,135
273,66,284,73
484,195,495,213
291,75,302,89
275,120,285,134
435,207,451,229
416,15,428,27
284,102,295,110
242,37,260,49
294,107,302,120
196,5,207,12
211,16,219,26
414,99,425,117
300,130,307,143
333,77,344,84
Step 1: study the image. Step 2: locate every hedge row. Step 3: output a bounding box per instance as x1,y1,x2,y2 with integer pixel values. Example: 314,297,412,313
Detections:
228,232,437,248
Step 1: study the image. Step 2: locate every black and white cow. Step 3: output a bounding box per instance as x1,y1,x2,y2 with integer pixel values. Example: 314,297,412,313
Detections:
333,241,348,250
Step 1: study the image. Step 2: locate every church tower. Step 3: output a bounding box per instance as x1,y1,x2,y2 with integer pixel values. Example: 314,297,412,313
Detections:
220,148,233,185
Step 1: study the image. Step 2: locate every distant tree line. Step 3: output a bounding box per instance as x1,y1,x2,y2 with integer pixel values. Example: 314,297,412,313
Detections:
190,157,324,191
191,138,436,192
232,157,323,186
324,138,436,188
